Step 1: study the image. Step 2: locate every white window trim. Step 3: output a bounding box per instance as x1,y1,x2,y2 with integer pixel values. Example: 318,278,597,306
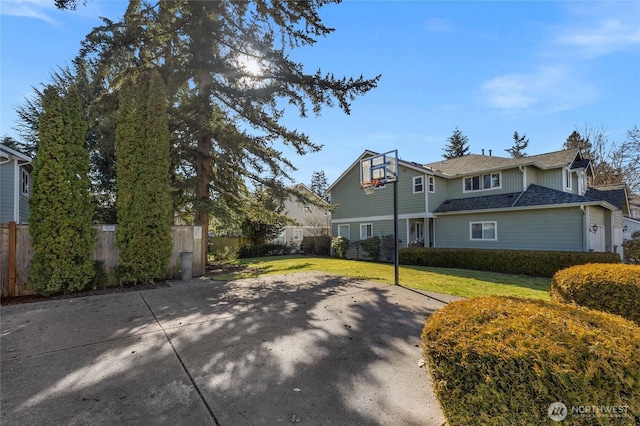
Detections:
21,169,30,197
338,224,350,239
428,176,435,193
462,172,502,193
565,167,572,191
360,223,373,240
469,221,498,241
413,176,424,194
293,228,303,240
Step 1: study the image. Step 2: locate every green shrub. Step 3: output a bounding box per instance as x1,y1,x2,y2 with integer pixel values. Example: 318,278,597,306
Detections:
550,263,640,325
300,236,331,255
212,246,239,262
360,236,380,261
332,236,349,258
623,239,640,264
379,235,395,262
422,296,640,426
400,247,620,277
238,243,291,258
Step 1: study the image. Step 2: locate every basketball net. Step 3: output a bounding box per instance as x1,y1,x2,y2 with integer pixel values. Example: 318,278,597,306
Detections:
362,179,381,195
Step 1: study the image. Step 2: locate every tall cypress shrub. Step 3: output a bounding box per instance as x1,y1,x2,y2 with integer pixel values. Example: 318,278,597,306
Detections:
115,69,172,283
29,86,95,295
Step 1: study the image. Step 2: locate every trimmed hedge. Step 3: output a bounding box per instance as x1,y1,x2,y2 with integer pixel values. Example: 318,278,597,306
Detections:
300,236,331,256
422,296,640,425
238,243,292,258
400,247,620,277
550,263,640,325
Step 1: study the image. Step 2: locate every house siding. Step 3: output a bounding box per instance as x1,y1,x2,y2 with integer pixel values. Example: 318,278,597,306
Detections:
446,167,523,199
537,169,564,192
1,163,15,223
332,219,408,259
435,207,585,251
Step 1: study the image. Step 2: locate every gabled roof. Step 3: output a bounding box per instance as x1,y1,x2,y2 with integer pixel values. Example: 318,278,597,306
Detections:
424,148,583,177
434,184,618,214
289,183,330,206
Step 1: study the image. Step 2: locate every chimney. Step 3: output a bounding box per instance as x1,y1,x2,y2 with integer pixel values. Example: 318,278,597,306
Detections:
482,149,485,155
489,149,492,156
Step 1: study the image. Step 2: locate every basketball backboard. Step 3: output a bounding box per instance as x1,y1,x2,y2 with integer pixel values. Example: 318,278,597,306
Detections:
360,150,398,192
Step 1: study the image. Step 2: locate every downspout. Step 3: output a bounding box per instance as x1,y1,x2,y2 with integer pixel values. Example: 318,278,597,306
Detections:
581,205,588,251
511,166,527,207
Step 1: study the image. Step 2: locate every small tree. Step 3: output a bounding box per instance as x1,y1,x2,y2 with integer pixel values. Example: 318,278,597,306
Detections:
29,86,95,295
240,187,290,245
310,169,329,199
443,127,470,159
115,69,173,284
505,131,529,158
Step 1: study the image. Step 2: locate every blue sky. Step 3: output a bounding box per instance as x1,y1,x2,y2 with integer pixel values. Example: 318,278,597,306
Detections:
1,1,639,187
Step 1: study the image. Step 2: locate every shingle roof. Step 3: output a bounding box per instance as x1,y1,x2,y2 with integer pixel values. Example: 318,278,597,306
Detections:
434,184,614,213
424,148,581,176
586,186,627,210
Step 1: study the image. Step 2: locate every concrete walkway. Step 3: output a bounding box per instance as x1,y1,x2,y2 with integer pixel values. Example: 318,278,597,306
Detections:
1,272,459,425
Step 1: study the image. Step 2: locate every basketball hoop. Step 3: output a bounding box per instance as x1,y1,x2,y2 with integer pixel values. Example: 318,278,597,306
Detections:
362,179,381,195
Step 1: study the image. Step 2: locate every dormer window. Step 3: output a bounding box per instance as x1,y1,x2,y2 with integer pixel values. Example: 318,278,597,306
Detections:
565,167,572,191
463,172,501,193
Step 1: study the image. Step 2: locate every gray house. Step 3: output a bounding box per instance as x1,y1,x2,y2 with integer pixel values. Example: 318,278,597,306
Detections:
272,184,331,247
329,148,628,259
0,144,32,224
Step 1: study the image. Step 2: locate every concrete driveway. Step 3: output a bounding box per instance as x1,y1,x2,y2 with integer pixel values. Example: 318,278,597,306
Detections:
1,272,458,425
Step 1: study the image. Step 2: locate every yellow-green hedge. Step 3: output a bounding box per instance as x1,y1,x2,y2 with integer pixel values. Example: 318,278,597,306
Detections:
550,263,640,325
422,296,640,425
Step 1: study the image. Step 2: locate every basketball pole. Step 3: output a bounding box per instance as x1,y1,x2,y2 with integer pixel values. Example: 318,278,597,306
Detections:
393,176,399,286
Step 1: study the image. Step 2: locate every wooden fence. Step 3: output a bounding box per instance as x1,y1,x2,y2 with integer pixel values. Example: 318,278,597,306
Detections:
1,223,204,297
208,236,251,256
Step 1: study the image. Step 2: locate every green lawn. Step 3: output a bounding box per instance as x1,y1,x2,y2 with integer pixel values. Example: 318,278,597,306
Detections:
214,255,550,300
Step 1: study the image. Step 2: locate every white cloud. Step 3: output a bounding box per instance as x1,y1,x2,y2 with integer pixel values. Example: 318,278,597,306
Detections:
556,17,640,58
424,18,454,33
0,0,58,23
481,66,597,113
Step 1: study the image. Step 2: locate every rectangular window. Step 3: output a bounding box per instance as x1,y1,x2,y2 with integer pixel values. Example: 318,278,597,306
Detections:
21,170,30,197
565,167,572,190
413,176,424,194
470,221,497,241
463,172,501,193
338,224,350,239
428,176,435,193
360,223,373,240
293,228,303,240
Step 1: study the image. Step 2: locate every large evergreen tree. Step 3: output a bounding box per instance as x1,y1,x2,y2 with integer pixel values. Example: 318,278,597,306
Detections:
80,0,380,255
442,127,470,159
115,69,173,284
505,131,529,158
29,86,95,295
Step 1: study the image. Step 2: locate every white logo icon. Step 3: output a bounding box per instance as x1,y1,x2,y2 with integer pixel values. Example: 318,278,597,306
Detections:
548,402,568,422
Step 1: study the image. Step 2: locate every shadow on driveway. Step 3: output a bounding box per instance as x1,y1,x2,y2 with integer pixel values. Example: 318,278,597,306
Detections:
1,272,448,425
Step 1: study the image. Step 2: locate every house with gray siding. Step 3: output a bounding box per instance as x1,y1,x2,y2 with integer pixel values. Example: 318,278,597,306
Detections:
272,184,331,248
0,144,33,224
329,148,628,259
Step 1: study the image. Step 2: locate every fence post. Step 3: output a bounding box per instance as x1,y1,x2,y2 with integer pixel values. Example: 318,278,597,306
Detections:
8,221,16,297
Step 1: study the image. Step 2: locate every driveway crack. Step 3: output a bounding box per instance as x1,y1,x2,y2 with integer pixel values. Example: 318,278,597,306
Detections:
139,291,220,426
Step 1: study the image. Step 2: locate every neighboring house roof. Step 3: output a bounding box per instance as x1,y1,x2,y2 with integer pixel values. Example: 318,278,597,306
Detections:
424,148,584,177
434,184,618,214
0,144,32,169
290,183,330,206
